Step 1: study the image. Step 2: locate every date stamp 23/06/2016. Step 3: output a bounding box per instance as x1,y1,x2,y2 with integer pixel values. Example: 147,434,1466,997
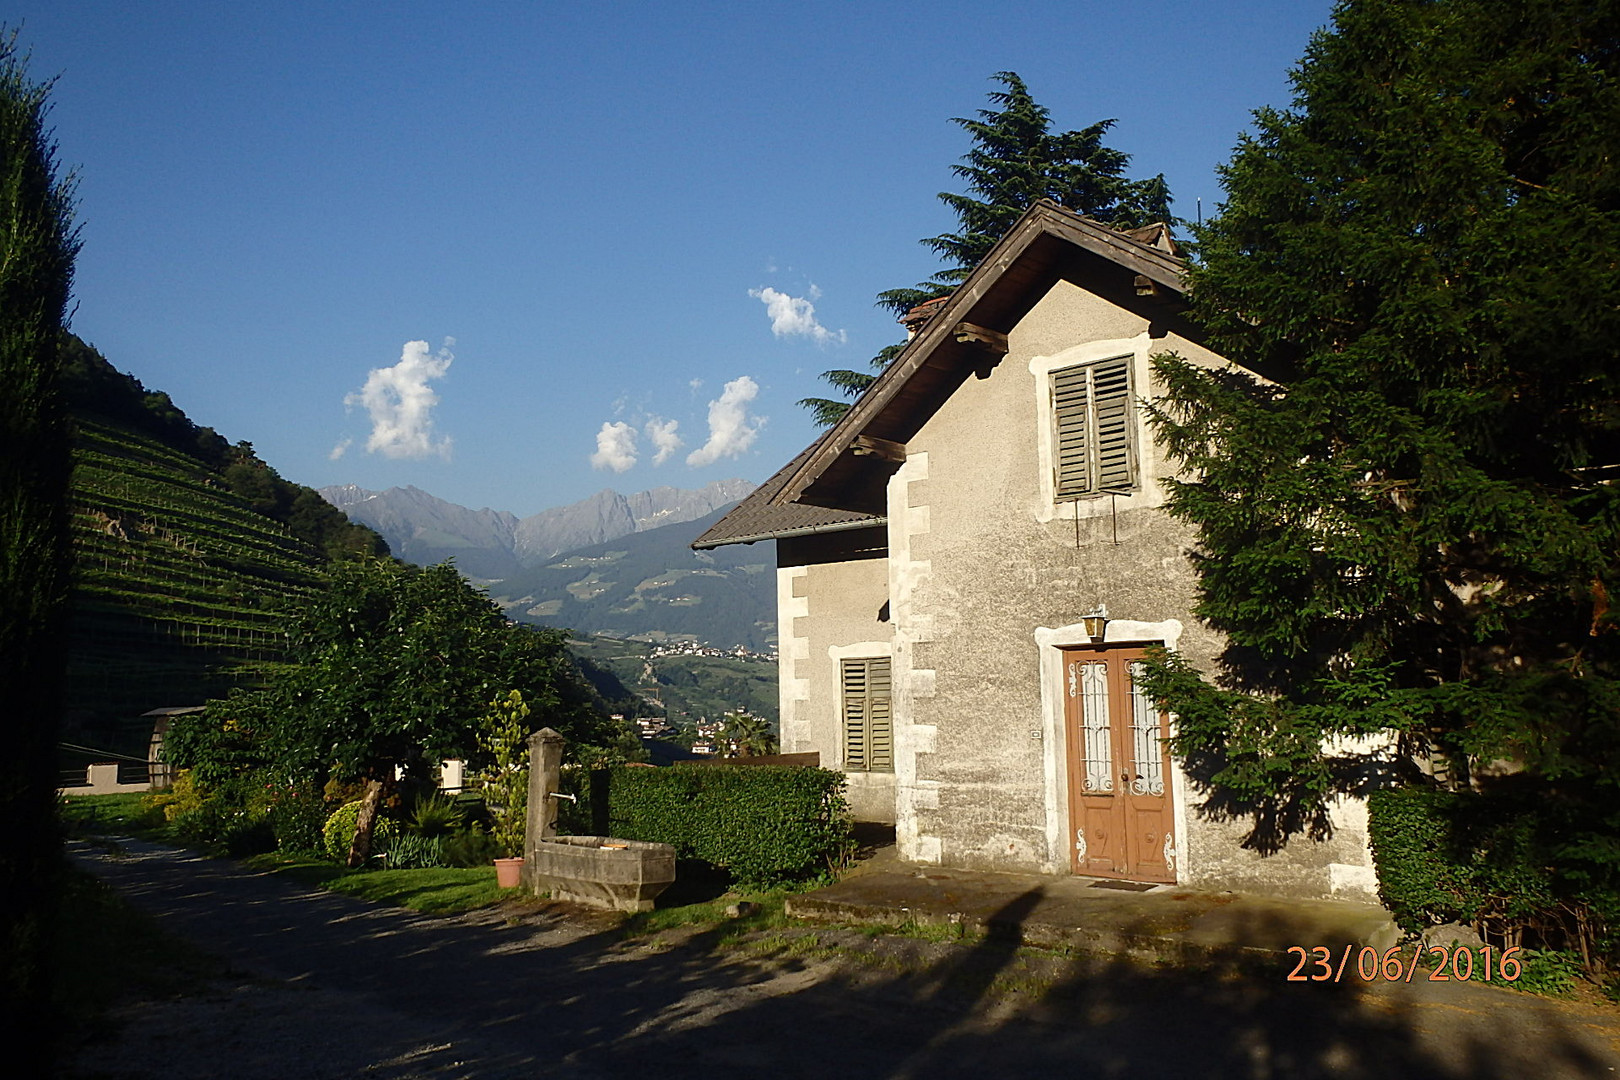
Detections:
1286,945,1522,984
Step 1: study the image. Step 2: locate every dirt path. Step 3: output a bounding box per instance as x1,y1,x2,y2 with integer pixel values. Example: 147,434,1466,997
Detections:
67,840,1620,1079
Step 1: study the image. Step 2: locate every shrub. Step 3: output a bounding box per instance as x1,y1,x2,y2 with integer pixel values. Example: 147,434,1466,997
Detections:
376,833,447,870
147,769,205,823
258,780,329,854
322,800,395,863
221,815,277,857
480,691,529,858
441,825,500,868
563,764,853,888
162,772,278,855
1369,786,1618,978
406,792,465,838
1367,788,1479,933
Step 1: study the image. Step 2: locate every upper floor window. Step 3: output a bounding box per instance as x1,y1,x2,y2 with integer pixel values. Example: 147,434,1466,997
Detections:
1051,355,1137,499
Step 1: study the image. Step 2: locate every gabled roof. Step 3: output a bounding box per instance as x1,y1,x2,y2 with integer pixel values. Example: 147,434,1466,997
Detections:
692,201,1192,550
691,432,885,549
770,201,1192,515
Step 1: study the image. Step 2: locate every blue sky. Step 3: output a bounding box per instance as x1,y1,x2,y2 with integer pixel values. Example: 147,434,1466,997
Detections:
24,1,1333,517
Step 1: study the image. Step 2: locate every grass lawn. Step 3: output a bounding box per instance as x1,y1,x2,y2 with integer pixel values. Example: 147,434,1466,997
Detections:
241,853,512,915
61,793,799,930
59,790,169,839
64,792,513,916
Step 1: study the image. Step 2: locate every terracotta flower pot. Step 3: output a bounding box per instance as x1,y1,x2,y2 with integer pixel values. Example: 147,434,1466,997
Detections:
494,856,524,889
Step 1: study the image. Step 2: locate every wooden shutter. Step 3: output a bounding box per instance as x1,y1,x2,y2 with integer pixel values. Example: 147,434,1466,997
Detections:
1092,356,1134,492
842,657,893,772
1052,365,1093,498
1051,356,1135,499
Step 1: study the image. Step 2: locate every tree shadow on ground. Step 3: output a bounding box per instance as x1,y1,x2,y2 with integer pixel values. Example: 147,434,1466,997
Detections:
72,841,1618,1080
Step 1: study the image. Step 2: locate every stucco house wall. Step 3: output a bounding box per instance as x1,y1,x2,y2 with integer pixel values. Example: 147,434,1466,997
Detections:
883,278,1378,899
776,529,895,823
695,204,1384,903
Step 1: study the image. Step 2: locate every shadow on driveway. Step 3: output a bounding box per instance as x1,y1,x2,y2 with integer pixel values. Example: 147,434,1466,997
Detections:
68,840,1620,1080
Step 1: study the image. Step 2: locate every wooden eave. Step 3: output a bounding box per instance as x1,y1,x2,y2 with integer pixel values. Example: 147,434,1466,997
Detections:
771,201,1190,514
690,431,885,549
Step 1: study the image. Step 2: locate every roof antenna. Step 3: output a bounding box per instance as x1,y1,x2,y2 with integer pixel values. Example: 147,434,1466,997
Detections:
1196,197,1202,226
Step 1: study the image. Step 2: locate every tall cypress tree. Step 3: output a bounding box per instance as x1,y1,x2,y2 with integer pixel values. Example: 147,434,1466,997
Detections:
0,27,80,1050
1141,0,1620,880
801,72,1172,426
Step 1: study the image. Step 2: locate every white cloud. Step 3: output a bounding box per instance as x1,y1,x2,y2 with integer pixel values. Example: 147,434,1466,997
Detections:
329,436,353,461
343,339,454,460
590,420,638,473
645,417,683,466
688,378,703,392
687,376,764,467
748,286,847,345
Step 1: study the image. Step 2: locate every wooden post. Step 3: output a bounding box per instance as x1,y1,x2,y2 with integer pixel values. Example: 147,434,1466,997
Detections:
526,728,565,871
346,779,385,869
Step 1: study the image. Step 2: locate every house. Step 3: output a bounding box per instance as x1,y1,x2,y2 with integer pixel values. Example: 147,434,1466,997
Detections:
694,200,1381,901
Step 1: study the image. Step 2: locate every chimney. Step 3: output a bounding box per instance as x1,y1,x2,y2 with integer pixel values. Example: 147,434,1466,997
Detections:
900,295,950,340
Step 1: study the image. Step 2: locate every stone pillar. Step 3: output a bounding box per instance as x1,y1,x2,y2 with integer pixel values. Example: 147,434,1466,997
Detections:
525,728,565,875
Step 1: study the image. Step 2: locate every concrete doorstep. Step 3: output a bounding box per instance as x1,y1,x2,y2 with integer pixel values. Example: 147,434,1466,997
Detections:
786,864,1401,969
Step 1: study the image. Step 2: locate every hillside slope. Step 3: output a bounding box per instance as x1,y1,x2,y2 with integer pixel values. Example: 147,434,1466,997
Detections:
492,506,777,651
61,338,387,761
570,635,779,729
67,418,326,752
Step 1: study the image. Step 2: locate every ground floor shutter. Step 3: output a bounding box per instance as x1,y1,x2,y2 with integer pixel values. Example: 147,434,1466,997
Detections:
842,657,893,772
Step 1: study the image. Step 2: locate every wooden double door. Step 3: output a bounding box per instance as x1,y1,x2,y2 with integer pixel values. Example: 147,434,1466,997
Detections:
1062,646,1177,883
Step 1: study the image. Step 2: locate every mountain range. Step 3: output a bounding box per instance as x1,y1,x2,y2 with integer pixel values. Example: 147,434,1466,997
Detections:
319,478,755,580
489,504,778,651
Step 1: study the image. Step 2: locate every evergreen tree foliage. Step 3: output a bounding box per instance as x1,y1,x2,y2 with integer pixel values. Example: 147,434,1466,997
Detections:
0,27,79,1051
908,71,1172,300
802,72,1173,425
1140,0,1620,900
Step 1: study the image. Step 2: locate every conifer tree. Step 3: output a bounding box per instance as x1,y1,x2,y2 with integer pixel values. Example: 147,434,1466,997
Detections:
802,72,1172,426
0,27,80,1049
1140,0,1620,874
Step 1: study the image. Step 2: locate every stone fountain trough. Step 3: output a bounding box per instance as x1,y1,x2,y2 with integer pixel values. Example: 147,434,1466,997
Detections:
528,835,676,912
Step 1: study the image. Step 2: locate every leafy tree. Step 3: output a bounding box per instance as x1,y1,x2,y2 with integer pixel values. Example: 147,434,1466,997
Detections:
1140,0,1620,895
169,557,626,858
0,26,79,1047
802,71,1173,425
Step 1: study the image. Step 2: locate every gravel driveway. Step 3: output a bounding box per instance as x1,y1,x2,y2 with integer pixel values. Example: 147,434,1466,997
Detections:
67,839,1620,1079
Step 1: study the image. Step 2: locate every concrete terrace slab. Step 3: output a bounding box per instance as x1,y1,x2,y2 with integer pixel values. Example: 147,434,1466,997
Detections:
787,864,1400,964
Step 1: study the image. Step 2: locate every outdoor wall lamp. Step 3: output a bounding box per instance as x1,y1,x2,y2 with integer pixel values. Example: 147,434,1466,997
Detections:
1082,604,1109,642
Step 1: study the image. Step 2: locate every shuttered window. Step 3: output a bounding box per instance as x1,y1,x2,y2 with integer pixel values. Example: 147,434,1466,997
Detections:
1051,355,1136,499
842,657,893,772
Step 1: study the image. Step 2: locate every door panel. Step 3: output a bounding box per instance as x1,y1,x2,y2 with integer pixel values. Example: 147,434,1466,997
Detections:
1062,647,1177,883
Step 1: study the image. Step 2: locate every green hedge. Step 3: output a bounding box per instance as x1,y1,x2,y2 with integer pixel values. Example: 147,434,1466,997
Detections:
559,764,853,888
1368,787,1617,974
